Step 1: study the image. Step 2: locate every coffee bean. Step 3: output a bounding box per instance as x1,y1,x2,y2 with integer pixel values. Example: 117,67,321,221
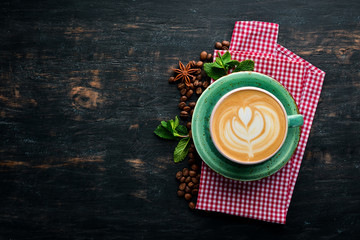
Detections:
191,164,199,171
222,40,230,47
189,130,192,138
178,83,185,89
179,183,186,191
207,53,213,62
183,106,191,112
180,88,187,96
215,42,223,49
196,174,200,180
180,96,187,102
189,170,196,177
196,74,202,80
196,61,204,68
194,80,200,87
185,193,192,201
180,111,189,118
196,87,203,95
191,143,195,148
200,51,208,61
188,83,194,89
186,89,193,98
193,184,199,189
197,81,203,87
177,190,185,197
190,109,194,116
176,171,183,180
182,168,189,177
195,68,201,75
188,158,196,165
189,147,195,153
189,102,196,108
185,186,191,193
221,46,229,50
180,176,186,182
189,201,196,209
188,182,194,188
191,177,198,184
190,60,196,67
168,76,175,83
185,176,191,183
188,152,194,159
203,81,209,89
186,122,191,129
191,76,196,83
191,189,198,196
178,102,186,109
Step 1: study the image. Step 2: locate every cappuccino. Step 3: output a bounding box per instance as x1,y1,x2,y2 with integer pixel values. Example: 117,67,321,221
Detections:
210,88,287,163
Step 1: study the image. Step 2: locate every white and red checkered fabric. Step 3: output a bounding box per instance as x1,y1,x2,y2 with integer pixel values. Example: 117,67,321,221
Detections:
196,21,326,224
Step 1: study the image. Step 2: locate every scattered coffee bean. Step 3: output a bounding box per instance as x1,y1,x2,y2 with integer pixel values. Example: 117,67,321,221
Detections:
193,184,199,189
185,193,192,201
215,42,223,49
189,102,196,108
178,102,186,109
188,147,194,153
196,61,204,68
197,81,203,87
195,68,201,75
190,109,194,116
180,88,187,96
180,111,189,118
188,152,194,159
221,46,229,50
180,176,186,182
222,40,230,47
207,53,213,62
179,183,186,191
180,96,187,102
182,168,189,177
191,164,199,171
185,176,191,183
189,201,196,209
188,182,194,188
186,89,193,98
203,81,209,89
186,122,191,129
168,76,175,83
200,51,208,61
191,76,196,82
191,189,198,196
188,158,196,165
196,74,202,80
183,106,191,112
194,80,200,87
189,130,192,138
177,190,185,197
185,186,191,193
176,171,183,180
189,170,196,177
191,143,195,148
191,177,199,184
196,174,200,180
196,87,203,95
178,83,185,90
188,83,194,89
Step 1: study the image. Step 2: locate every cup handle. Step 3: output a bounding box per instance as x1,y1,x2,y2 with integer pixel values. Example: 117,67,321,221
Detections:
288,114,304,128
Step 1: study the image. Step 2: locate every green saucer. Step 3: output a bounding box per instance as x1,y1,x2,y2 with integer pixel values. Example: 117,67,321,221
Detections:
191,72,301,181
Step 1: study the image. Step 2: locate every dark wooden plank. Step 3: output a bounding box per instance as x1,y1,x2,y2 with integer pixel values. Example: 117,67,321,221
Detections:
0,0,359,239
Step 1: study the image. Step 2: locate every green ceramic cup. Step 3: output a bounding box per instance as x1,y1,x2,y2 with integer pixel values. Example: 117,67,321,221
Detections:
192,72,303,181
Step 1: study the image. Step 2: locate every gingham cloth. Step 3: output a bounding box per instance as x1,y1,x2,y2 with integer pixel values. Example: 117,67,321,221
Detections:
196,21,326,224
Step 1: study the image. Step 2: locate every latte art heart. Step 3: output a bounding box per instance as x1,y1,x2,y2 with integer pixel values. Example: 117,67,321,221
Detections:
211,89,287,162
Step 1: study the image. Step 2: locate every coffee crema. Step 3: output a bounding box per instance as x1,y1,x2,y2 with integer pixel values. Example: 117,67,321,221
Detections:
211,89,287,163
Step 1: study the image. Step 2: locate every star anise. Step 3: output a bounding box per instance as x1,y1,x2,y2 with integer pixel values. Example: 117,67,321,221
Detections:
173,61,198,86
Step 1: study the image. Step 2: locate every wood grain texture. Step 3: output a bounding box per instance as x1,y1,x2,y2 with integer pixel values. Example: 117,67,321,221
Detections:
0,0,359,239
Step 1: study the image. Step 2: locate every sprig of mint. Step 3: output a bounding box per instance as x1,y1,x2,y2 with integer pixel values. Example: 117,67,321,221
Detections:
204,51,255,80
154,116,191,163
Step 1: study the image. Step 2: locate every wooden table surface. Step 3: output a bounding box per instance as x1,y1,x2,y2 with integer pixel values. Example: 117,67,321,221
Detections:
1,0,359,239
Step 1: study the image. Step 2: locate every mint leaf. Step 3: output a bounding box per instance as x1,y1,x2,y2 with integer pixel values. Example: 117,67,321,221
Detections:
174,137,190,163
225,60,241,69
233,60,255,72
175,125,188,135
154,125,178,140
161,121,167,128
174,116,180,128
212,61,223,69
222,51,231,64
204,63,227,80
215,57,224,68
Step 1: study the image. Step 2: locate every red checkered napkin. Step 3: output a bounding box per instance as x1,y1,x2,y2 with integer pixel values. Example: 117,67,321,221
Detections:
196,21,325,224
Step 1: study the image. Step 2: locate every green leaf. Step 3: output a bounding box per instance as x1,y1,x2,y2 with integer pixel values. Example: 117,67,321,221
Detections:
154,125,178,140
174,116,180,128
212,61,223,69
174,137,191,163
175,125,188,135
204,63,227,80
161,121,167,128
215,57,224,68
166,121,174,134
225,60,241,69
222,51,231,64
233,60,255,72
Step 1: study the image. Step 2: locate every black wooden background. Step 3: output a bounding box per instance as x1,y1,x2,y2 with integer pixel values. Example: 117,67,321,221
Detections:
1,0,359,239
